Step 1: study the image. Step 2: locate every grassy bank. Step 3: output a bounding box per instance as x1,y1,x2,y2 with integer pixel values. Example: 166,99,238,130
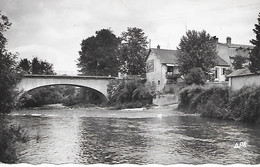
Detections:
178,85,260,124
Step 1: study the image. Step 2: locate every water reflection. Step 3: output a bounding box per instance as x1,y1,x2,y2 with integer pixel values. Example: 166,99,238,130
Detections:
2,106,260,164
77,118,149,164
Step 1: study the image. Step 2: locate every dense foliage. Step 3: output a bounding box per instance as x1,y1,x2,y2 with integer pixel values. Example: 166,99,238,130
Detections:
229,86,260,123
183,68,207,85
178,85,260,123
249,12,260,73
232,55,248,70
78,29,120,76
0,12,29,164
18,57,55,75
0,120,28,163
177,30,217,85
118,27,148,76
0,13,22,114
107,78,153,109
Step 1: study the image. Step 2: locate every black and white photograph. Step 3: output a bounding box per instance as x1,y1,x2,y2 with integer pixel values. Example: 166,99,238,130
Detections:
0,0,260,165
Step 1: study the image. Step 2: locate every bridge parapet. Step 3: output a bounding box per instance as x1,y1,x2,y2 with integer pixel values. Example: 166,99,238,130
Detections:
23,74,117,80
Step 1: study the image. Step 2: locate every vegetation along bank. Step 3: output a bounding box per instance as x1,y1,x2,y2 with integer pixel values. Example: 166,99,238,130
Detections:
178,85,260,124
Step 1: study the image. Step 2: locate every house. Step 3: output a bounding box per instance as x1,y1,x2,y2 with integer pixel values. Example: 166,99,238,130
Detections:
145,45,230,93
227,68,260,90
213,36,254,67
146,45,180,93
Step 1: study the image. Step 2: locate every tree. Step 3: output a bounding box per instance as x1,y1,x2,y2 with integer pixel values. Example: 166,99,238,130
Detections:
38,60,54,75
232,55,247,70
184,68,206,85
0,12,22,114
18,58,31,74
118,27,148,76
249,12,260,73
24,57,55,75
177,30,217,85
78,29,120,76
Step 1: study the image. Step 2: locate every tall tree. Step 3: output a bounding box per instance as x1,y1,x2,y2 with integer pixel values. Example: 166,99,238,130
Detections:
249,12,260,73
18,58,31,74
78,29,120,76
31,57,41,74
118,27,148,76
30,57,54,75
0,12,22,114
177,30,217,85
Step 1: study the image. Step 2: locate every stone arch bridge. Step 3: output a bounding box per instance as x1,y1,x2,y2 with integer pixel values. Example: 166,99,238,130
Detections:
17,75,117,100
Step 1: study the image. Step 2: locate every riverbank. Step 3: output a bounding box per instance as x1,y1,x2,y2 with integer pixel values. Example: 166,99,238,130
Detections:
11,103,180,119
178,85,260,124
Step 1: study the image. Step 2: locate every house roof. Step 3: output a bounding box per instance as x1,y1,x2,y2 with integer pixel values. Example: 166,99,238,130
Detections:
148,48,229,67
215,55,230,66
218,42,254,50
149,48,178,64
227,68,259,78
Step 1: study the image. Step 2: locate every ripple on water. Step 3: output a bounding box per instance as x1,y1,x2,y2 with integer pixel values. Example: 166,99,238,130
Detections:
5,106,260,164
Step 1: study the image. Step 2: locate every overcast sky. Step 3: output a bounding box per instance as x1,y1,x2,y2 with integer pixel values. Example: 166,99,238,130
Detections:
1,0,260,74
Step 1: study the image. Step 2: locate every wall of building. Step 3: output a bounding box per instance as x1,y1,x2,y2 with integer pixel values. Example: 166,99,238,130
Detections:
214,66,228,82
146,52,162,92
229,74,260,90
217,43,251,66
216,44,231,65
146,52,169,93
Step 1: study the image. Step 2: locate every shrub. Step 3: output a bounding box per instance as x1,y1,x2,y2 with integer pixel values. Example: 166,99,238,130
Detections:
184,68,207,85
198,86,230,118
193,86,229,114
107,79,153,108
0,120,28,163
178,84,205,112
229,86,260,123
178,84,260,124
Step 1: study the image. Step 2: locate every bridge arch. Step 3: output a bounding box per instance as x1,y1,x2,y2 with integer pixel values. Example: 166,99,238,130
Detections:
26,84,108,103
17,75,116,101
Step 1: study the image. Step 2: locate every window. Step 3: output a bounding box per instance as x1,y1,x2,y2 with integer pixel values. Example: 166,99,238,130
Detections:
222,68,226,75
167,66,173,72
215,68,218,78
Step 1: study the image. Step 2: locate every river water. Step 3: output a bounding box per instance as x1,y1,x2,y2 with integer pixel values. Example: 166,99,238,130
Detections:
3,104,260,164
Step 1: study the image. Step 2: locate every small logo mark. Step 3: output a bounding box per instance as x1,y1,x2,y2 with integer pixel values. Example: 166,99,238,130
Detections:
234,141,247,148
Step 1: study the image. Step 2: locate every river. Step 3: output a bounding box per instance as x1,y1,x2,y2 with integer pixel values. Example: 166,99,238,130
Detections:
2,104,260,164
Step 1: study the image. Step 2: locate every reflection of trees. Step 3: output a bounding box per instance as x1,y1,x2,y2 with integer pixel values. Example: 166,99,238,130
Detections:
78,117,148,164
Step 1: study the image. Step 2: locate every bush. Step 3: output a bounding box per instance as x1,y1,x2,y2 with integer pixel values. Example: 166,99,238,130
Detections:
198,86,230,119
184,68,207,85
0,119,28,163
178,85,260,124
178,84,205,112
229,86,260,123
107,79,153,108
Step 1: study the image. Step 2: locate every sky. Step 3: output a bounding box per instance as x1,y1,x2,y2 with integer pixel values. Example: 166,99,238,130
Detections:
1,0,260,74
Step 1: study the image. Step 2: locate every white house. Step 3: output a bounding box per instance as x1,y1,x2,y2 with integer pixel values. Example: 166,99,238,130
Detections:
146,45,180,93
145,45,231,93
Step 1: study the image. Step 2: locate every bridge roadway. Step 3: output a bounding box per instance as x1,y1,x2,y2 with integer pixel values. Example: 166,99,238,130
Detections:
17,75,117,99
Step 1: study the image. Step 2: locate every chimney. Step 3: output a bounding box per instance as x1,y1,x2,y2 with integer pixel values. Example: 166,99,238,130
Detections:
226,37,231,44
157,45,160,49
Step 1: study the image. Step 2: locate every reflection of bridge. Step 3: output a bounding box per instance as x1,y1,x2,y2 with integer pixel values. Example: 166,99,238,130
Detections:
17,75,117,100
